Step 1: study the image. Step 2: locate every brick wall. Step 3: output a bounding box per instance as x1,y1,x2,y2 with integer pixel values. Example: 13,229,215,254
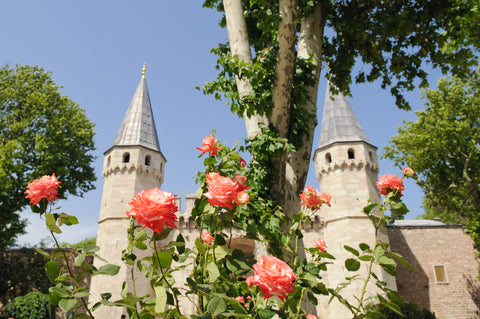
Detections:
388,224,480,319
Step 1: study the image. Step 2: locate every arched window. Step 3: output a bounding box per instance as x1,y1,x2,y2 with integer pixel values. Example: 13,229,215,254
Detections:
160,162,163,172
325,153,332,164
369,151,373,161
348,148,355,159
122,152,130,163
145,155,151,166
107,156,111,167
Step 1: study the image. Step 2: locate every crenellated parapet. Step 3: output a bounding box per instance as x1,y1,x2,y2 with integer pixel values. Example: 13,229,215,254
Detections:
103,162,163,184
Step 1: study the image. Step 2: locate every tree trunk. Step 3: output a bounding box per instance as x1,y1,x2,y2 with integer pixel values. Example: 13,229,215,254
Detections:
284,2,325,215
269,0,298,209
223,0,269,140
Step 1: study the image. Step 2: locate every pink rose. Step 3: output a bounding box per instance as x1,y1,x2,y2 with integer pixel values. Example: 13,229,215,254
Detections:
299,186,323,209
235,190,250,206
403,166,414,177
376,174,405,196
126,188,178,234
306,315,318,319
201,231,214,245
196,135,224,156
25,173,61,205
203,172,249,209
314,238,327,252
320,192,332,207
246,255,296,301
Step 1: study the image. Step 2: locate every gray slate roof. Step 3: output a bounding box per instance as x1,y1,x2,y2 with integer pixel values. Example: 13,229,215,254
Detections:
318,82,369,149
112,75,161,152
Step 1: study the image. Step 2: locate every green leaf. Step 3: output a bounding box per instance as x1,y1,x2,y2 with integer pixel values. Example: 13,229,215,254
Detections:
176,233,186,254
73,291,90,298
74,314,92,319
45,260,60,284
135,228,148,242
156,250,173,268
259,309,276,319
154,286,167,313
359,243,370,251
74,251,86,267
206,262,220,282
345,258,361,271
94,264,120,276
207,297,226,316
59,298,77,312
134,241,148,250
51,286,71,298
344,245,359,256
45,213,56,226
363,203,378,214
57,213,79,226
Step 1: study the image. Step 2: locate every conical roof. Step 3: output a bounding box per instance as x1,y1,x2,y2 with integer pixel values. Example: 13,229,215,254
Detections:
112,67,161,152
318,82,369,149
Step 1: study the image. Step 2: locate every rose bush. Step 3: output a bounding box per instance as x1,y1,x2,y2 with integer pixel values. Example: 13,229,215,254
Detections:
27,135,414,319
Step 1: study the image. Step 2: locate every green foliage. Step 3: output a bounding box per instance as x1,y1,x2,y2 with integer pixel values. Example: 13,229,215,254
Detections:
384,70,480,250
0,64,96,249
0,248,50,306
0,291,51,319
366,302,436,319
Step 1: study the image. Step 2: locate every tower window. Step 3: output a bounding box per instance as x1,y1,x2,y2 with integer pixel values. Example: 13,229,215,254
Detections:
348,149,355,159
325,153,332,164
160,162,163,172
369,151,373,161
122,152,130,163
107,156,111,167
434,265,448,283
145,155,151,166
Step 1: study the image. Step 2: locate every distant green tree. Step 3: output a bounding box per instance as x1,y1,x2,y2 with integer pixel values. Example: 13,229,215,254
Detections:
384,70,480,249
0,248,50,305
0,65,96,249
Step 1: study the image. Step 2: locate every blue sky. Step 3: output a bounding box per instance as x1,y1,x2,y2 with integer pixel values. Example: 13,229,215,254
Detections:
1,1,442,246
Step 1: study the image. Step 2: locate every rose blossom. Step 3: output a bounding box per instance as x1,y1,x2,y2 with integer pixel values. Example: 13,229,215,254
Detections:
239,158,247,167
201,231,214,245
375,174,405,196
246,255,296,301
203,172,249,209
235,190,250,206
126,187,178,234
25,173,61,205
306,315,318,319
403,166,414,177
314,238,327,252
299,186,323,209
320,192,332,207
196,135,224,156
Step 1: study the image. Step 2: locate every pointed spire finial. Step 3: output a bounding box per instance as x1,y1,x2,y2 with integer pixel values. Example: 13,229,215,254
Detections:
142,63,146,78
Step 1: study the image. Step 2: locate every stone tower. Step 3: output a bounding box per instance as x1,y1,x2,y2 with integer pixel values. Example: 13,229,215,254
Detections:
313,83,396,318
89,64,166,318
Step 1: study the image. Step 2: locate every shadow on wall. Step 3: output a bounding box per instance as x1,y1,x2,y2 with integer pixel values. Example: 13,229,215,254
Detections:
465,274,480,319
387,228,430,310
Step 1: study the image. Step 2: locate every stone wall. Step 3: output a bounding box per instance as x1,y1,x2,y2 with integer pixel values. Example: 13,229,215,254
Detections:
388,222,480,319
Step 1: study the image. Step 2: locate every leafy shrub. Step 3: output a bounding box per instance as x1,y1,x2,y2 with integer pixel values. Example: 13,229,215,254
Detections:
0,291,51,319
366,302,436,319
